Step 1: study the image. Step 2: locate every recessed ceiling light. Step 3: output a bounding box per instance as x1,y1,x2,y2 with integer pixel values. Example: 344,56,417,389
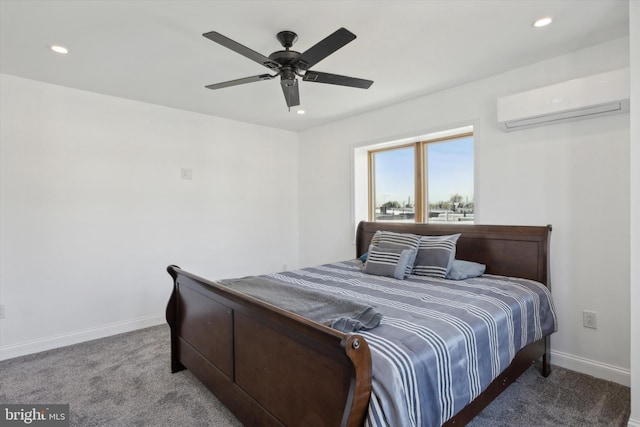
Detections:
297,110,306,115
50,45,69,54
533,17,553,28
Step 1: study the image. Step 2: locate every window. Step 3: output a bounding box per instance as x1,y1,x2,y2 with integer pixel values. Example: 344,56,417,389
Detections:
369,145,416,221
368,131,474,223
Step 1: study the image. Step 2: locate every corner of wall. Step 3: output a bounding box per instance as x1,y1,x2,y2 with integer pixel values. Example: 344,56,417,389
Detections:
629,0,640,425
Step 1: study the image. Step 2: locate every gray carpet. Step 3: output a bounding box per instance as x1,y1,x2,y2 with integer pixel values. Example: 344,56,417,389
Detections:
468,361,630,427
0,324,630,426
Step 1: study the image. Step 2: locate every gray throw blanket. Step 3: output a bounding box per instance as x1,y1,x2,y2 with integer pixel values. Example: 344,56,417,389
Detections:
219,276,382,332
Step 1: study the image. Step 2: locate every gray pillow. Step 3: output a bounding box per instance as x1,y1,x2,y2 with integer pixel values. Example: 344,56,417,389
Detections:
370,230,421,249
412,234,461,278
370,230,420,275
446,259,486,280
364,245,417,280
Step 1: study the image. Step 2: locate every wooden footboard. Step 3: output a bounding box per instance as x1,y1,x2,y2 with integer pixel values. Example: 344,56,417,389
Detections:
166,265,372,427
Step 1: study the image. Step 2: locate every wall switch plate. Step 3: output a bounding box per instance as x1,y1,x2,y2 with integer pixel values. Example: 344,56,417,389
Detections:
0,304,5,319
583,310,597,329
180,168,193,180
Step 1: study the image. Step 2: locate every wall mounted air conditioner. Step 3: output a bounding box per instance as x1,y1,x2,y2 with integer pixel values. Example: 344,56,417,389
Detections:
497,68,629,131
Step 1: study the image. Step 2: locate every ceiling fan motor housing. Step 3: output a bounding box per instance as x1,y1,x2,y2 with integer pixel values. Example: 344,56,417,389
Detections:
268,50,301,66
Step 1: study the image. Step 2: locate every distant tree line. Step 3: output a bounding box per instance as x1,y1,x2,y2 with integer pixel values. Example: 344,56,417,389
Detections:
380,194,474,212
429,193,474,212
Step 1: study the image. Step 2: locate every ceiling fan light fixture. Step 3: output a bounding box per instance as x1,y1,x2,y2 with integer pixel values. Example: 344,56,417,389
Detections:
533,17,553,28
281,68,297,87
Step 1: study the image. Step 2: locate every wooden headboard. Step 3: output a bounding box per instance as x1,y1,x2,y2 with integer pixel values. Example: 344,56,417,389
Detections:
356,221,552,287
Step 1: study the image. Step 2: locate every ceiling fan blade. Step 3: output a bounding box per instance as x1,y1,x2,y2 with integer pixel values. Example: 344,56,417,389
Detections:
294,28,356,71
281,79,300,107
203,31,280,71
302,71,373,89
206,74,276,90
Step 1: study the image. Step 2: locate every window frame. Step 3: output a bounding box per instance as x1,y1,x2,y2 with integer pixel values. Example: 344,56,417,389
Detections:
367,131,473,223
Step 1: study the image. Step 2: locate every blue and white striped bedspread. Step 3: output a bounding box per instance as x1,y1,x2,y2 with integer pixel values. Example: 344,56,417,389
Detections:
260,260,557,427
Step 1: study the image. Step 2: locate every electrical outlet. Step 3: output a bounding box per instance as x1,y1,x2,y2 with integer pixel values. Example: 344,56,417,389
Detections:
0,304,5,319
583,310,597,329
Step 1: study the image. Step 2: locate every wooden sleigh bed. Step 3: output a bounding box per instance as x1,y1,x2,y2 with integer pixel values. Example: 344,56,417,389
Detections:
166,221,553,426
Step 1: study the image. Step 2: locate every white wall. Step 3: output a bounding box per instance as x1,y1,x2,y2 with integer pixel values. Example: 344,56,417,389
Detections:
0,74,299,359
298,37,631,385
628,1,639,425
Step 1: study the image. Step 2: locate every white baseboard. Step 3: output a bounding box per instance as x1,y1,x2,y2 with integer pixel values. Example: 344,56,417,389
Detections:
550,349,630,387
0,315,165,361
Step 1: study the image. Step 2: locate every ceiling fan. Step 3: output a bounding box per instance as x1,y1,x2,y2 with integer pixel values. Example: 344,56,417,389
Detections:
202,28,373,109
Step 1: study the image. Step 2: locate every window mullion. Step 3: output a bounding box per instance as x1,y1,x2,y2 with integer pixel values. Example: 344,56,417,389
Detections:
368,151,375,221
415,143,425,223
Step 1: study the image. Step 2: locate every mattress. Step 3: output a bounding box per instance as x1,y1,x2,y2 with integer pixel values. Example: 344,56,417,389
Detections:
246,259,557,427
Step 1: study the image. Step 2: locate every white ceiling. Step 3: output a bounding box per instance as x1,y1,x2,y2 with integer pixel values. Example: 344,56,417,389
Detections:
0,0,629,132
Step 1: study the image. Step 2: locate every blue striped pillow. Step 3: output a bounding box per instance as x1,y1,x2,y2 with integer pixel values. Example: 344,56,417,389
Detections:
364,245,417,280
413,234,461,278
370,230,421,249
370,231,420,275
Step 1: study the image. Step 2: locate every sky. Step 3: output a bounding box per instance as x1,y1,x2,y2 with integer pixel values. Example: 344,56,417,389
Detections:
374,136,473,206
